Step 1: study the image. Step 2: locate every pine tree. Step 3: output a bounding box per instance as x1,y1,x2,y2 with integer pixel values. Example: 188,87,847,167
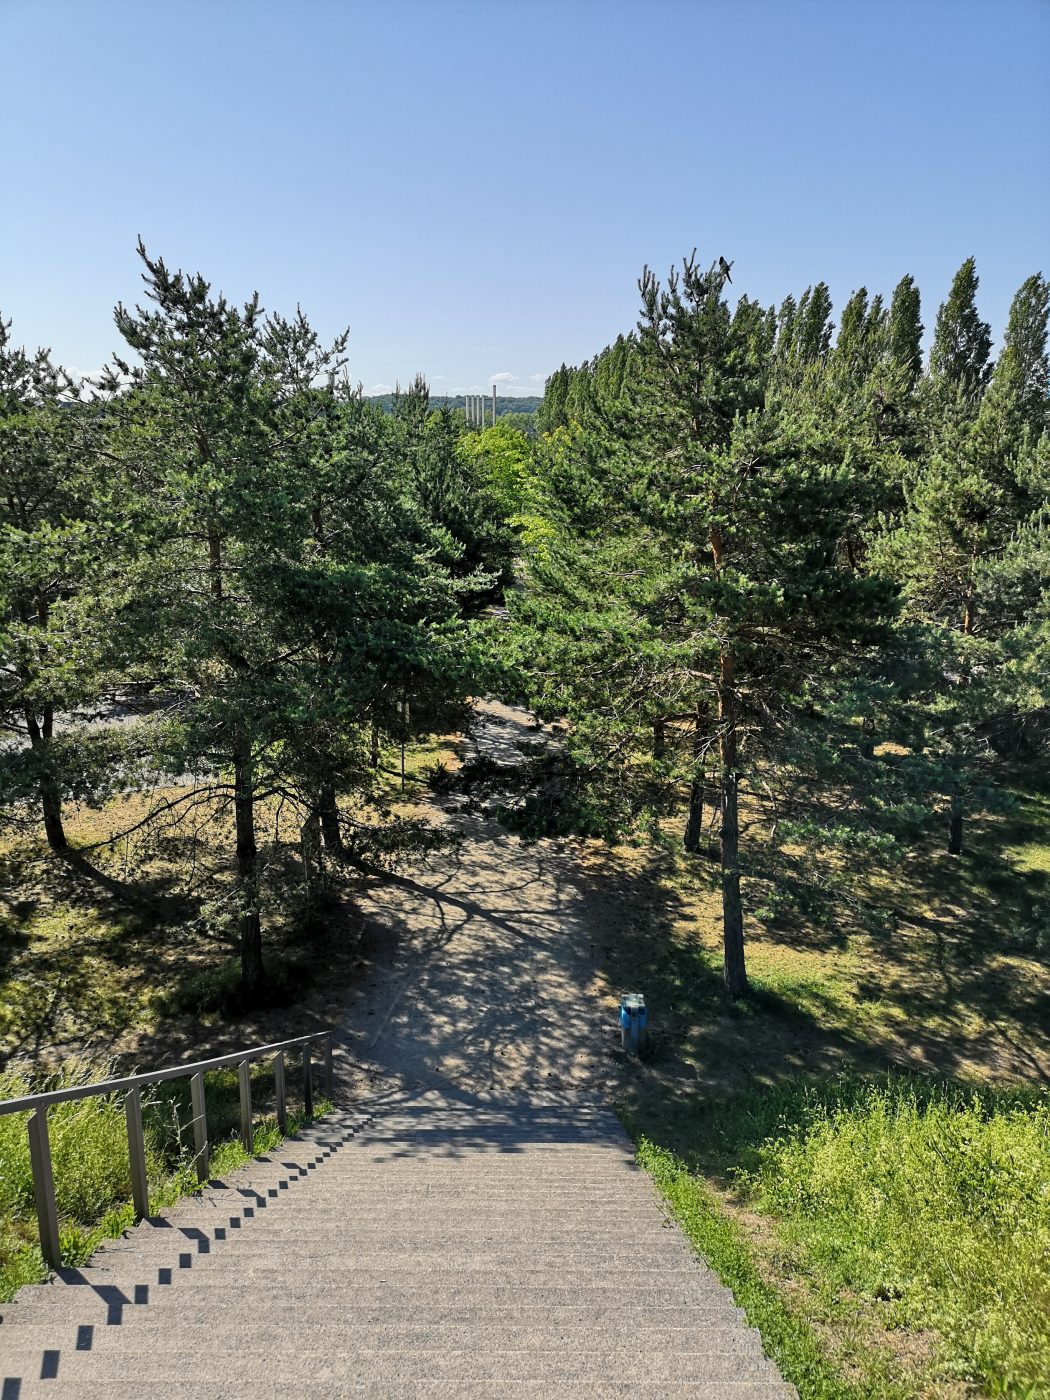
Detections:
102,247,492,990
0,318,130,855
516,255,898,997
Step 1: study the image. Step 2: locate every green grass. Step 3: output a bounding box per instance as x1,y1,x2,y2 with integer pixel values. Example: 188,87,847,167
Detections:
625,1076,1050,1400
158,949,312,1017
751,1078,1050,1399
634,1136,896,1400
0,1057,331,1302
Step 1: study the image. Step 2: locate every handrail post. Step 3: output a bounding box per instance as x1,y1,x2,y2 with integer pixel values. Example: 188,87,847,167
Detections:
27,1108,62,1270
274,1050,287,1133
302,1044,313,1118
323,1034,333,1097
125,1087,150,1220
190,1071,209,1183
238,1059,253,1154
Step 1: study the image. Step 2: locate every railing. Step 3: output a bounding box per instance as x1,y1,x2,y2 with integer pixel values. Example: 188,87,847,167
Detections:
0,1029,335,1270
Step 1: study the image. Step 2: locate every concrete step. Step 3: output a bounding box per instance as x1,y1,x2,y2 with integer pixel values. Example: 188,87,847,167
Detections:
16,1382,795,1400
113,1210,679,1236
30,1259,735,1295
0,1322,768,1355
0,1301,747,1330
3,1348,783,1384
83,1251,705,1277
1,1094,793,1400
4,1280,740,1312
91,1231,694,1255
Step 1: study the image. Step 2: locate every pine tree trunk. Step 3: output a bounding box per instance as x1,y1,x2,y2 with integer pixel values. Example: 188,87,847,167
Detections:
318,786,344,854
860,713,876,760
300,813,322,901
683,711,705,854
41,783,68,856
947,799,964,856
232,727,265,996
718,652,747,998
26,708,68,854
683,779,704,853
653,719,666,761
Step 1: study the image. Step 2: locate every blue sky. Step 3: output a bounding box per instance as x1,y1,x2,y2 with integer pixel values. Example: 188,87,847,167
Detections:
2,0,1047,396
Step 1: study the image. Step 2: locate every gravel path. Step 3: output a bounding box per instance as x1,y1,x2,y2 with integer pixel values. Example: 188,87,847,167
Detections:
336,701,620,1103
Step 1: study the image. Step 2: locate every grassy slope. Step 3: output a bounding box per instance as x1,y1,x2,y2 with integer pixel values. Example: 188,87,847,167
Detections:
587,780,1049,1399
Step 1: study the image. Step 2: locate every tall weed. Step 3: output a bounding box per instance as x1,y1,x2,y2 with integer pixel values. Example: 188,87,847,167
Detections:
0,1059,150,1221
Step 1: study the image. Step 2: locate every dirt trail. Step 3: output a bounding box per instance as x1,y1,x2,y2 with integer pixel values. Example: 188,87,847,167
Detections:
337,701,623,1103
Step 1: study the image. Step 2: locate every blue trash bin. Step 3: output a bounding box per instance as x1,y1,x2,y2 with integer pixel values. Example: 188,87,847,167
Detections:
619,993,647,1053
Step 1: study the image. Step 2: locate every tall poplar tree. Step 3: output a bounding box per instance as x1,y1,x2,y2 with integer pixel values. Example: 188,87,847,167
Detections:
876,268,1049,853
929,257,992,411
887,274,924,386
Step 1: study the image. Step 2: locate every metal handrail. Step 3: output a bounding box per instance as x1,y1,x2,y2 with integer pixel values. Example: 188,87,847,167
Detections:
1,1028,336,1271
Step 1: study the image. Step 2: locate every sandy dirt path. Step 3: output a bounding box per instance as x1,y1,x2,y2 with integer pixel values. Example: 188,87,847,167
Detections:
336,701,623,1104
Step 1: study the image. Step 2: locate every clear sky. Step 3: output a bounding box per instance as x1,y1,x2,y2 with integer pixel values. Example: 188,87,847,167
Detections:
2,0,1047,396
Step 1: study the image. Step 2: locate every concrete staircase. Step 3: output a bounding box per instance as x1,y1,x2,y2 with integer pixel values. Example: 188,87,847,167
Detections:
0,1095,795,1399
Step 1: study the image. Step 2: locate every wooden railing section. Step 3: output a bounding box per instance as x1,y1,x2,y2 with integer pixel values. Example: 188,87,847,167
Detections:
0,1029,335,1269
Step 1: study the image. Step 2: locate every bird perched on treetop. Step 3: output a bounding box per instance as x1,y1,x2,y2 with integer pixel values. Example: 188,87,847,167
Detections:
719,256,733,283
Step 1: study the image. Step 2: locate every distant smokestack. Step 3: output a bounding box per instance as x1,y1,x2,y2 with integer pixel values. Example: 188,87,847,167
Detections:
492,385,497,423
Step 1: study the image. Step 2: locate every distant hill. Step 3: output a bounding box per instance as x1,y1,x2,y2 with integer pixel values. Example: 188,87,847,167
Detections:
363,394,542,418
